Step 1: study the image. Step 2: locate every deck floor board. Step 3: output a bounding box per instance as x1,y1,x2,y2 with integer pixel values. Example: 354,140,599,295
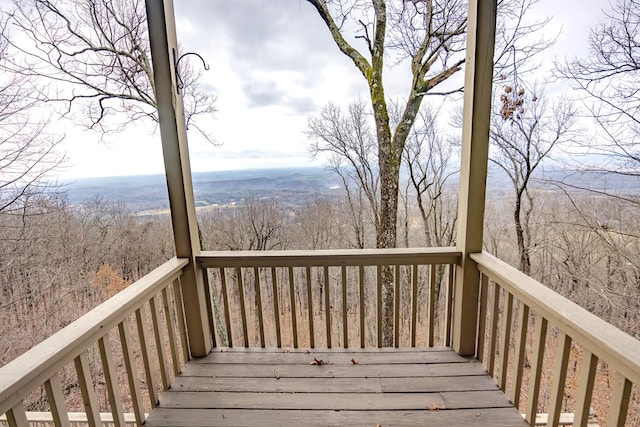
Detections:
144,347,527,426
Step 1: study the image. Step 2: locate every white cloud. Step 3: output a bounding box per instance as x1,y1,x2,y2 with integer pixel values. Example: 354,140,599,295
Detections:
54,0,611,179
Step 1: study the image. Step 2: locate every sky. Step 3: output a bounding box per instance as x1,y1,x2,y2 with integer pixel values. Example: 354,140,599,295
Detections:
56,0,608,179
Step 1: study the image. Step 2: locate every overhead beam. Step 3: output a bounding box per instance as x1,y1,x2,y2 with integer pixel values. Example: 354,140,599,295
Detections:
452,0,497,356
145,0,212,356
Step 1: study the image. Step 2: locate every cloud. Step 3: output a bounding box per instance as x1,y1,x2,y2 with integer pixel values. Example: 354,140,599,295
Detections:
176,1,339,72
194,149,308,160
241,80,318,114
174,0,361,94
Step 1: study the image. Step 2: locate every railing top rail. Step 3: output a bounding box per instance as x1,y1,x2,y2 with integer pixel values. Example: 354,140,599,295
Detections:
0,257,188,415
198,247,461,268
471,251,640,385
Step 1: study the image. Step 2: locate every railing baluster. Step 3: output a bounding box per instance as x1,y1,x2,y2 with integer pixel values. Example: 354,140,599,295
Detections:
74,352,102,427
6,402,28,427
547,332,572,427
394,264,400,348
428,264,436,347
271,267,282,348
511,301,529,408
607,372,632,427
342,265,348,348
377,265,382,348
201,268,216,348
118,318,146,426
359,265,365,348
288,267,298,348
306,266,314,348
574,350,597,427
410,264,418,348
44,375,71,427
162,286,181,376
476,274,489,361
487,282,501,377
444,264,454,347
149,294,170,390
254,267,265,348
324,265,331,348
218,268,233,348
135,306,159,407
98,336,126,427
236,267,249,347
525,315,548,424
172,278,190,360
498,291,514,390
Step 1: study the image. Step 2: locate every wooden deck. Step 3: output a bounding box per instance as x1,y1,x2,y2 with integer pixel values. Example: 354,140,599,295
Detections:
144,347,527,426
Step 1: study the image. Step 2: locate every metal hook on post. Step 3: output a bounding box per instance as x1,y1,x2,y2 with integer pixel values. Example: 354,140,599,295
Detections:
174,50,210,94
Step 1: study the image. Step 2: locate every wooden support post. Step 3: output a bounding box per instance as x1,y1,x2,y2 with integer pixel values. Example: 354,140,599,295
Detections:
145,0,212,356
452,0,497,356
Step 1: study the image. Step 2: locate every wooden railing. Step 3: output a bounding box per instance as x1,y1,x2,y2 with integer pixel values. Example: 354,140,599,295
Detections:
5,248,638,426
198,248,461,349
0,411,137,426
473,251,640,427
0,258,191,427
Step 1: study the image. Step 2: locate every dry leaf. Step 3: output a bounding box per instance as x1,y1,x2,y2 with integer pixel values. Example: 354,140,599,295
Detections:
351,358,359,365
310,357,326,366
274,371,280,380
427,404,446,411
475,412,482,417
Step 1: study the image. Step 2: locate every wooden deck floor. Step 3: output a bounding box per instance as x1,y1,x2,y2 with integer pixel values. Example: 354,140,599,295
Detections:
144,347,527,426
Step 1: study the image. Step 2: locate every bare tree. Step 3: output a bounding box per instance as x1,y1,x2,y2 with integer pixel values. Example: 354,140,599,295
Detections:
304,0,550,344
2,0,215,141
556,0,640,174
307,99,379,248
490,83,577,274
293,197,344,249
0,19,63,214
304,0,550,247
403,105,458,248
201,196,287,252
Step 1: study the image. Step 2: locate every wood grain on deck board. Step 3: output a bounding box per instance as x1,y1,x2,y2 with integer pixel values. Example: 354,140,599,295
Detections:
171,375,499,393
196,349,466,364
146,408,528,427
180,361,488,378
144,348,527,427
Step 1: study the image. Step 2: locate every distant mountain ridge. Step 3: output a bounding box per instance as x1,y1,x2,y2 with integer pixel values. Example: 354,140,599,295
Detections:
62,167,342,212
60,166,639,213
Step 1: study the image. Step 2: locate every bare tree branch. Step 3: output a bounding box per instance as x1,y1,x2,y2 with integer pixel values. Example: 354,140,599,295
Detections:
2,0,216,142
0,18,64,214
556,0,640,173
490,83,578,274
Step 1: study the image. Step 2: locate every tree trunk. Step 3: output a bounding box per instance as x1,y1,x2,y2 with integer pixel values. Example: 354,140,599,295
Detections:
514,193,531,275
375,122,398,347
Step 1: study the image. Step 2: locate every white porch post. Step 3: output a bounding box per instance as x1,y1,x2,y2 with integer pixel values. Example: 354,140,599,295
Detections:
452,0,497,356
145,0,212,357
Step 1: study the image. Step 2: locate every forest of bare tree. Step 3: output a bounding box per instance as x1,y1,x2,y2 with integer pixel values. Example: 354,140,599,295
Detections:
1,0,640,424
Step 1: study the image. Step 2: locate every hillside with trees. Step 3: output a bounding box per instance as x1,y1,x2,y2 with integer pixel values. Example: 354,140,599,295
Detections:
1,0,640,424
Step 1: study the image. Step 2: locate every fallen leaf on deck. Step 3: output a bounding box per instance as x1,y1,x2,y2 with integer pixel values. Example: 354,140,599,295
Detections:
274,371,280,380
475,412,482,417
310,357,326,365
427,404,446,411
351,358,359,365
